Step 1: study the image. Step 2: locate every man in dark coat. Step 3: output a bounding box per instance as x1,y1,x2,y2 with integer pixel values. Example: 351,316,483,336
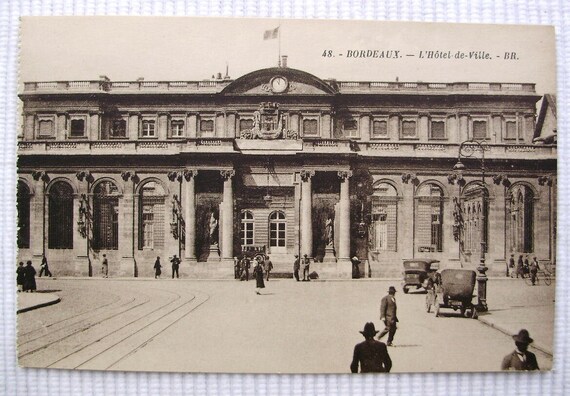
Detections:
293,254,300,281
508,254,515,277
241,257,250,281
171,254,180,279
501,329,539,371
350,322,392,373
154,256,162,279
39,255,52,277
16,262,25,292
516,255,524,278
378,286,398,346
302,254,310,281
264,255,273,281
23,260,37,292
253,258,265,295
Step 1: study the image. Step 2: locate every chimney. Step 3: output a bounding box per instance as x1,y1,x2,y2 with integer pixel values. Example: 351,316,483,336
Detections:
281,55,288,68
217,72,222,80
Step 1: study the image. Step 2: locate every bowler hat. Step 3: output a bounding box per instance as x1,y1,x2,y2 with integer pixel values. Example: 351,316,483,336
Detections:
388,286,397,294
359,322,379,337
352,256,359,261
512,329,533,344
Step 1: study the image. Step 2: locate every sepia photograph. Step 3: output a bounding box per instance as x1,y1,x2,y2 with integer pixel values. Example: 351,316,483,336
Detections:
16,16,556,374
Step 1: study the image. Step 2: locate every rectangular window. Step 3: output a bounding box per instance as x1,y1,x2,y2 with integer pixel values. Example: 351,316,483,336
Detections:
70,119,85,137
472,120,488,139
239,119,254,131
402,120,417,137
38,119,54,137
343,119,358,138
111,119,127,138
199,119,214,134
303,119,318,136
372,120,388,138
430,121,446,139
505,121,516,139
141,120,156,137
171,120,185,137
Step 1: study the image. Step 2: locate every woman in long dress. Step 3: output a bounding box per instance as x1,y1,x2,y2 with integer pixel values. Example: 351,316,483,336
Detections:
23,260,36,292
253,258,265,295
153,256,162,279
16,262,25,292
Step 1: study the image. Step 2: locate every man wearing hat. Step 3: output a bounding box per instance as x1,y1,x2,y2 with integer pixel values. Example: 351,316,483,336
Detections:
350,322,392,373
378,286,398,346
501,329,539,370
293,254,300,281
302,254,310,281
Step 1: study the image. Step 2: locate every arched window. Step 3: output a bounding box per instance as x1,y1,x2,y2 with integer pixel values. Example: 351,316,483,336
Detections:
240,211,254,246
138,181,166,250
508,185,534,253
415,183,444,252
48,181,74,249
371,182,398,252
93,181,119,250
269,211,286,251
17,181,31,249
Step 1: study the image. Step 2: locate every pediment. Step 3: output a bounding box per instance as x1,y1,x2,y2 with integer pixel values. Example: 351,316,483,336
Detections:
221,67,337,95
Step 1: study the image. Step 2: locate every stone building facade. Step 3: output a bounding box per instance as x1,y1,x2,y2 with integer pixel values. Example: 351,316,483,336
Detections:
16,65,557,278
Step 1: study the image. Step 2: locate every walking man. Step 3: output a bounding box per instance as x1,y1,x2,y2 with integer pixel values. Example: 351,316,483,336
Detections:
501,329,539,370
378,286,398,346
350,322,392,373
101,254,109,278
242,256,250,281
265,255,273,281
530,257,540,286
293,254,300,281
154,256,162,279
302,254,310,281
516,255,524,278
508,254,515,277
171,254,180,279
39,255,52,277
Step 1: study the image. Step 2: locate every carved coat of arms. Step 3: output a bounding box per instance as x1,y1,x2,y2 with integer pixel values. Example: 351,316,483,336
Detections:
240,102,298,140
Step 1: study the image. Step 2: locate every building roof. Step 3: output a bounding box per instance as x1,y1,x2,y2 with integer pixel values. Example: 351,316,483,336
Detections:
534,93,557,144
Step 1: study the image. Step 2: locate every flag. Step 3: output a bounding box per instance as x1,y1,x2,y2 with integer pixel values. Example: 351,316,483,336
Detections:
263,27,279,40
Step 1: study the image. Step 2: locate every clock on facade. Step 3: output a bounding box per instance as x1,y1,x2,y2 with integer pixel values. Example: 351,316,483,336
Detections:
270,76,288,93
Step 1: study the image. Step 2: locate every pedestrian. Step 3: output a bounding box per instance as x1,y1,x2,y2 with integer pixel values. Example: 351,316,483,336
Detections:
508,254,515,277
39,255,52,277
516,255,524,278
16,261,25,292
378,286,398,346
242,256,250,281
234,256,240,279
101,254,109,278
253,258,265,295
302,254,310,281
293,254,300,281
351,256,361,279
530,257,540,286
171,254,180,279
523,255,530,277
154,256,162,279
265,255,273,281
501,329,539,371
350,322,392,373
23,260,37,292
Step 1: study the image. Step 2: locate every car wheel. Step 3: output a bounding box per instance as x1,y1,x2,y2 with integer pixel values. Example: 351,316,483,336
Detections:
403,287,409,294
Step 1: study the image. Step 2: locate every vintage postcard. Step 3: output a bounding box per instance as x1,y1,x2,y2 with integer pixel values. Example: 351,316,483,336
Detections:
16,17,556,373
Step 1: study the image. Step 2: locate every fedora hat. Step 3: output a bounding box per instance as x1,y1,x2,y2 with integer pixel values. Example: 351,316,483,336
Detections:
359,322,379,337
388,286,397,294
512,329,533,344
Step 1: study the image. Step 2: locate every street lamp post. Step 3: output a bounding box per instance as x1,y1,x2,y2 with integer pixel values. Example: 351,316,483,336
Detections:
453,139,488,312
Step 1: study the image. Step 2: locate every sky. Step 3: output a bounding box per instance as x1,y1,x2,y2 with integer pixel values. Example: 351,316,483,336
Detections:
20,17,556,95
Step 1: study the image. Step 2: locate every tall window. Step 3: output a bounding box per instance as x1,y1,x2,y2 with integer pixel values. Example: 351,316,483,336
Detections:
372,120,388,138
371,182,398,252
505,121,517,139
93,181,119,250
17,181,31,249
171,120,185,137
38,119,54,137
48,181,74,249
430,121,446,139
508,185,534,253
461,183,488,254
138,181,165,250
472,120,488,139
141,120,156,137
269,211,286,250
111,119,127,138
416,183,444,252
402,120,417,138
70,119,85,137
302,119,318,136
240,211,254,246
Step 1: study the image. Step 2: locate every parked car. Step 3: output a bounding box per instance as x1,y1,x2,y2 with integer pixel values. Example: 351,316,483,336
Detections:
401,259,440,293
426,269,478,319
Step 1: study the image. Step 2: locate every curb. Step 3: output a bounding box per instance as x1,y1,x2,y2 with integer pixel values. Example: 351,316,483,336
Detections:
17,296,61,314
477,314,553,357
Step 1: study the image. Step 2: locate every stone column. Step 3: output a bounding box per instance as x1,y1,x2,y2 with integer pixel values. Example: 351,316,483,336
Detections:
187,113,197,138
360,114,371,141
389,114,400,140
158,113,168,140
300,170,315,257
226,112,236,138
321,112,332,138
220,170,235,260
89,112,100,140
57,113,67,140
128,113,139,140
491,113,502,144
119,172,136,276
459,113,469,142
215,113,225,137
31,173,47,259
418,114,429,140
338,170,353,260
184,170,197,261
23,113,35,140
489,184,506,270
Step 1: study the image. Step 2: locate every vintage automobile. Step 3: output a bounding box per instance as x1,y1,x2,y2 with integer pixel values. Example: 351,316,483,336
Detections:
426,269,478,319
241,244,267,262
401,259,440,293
